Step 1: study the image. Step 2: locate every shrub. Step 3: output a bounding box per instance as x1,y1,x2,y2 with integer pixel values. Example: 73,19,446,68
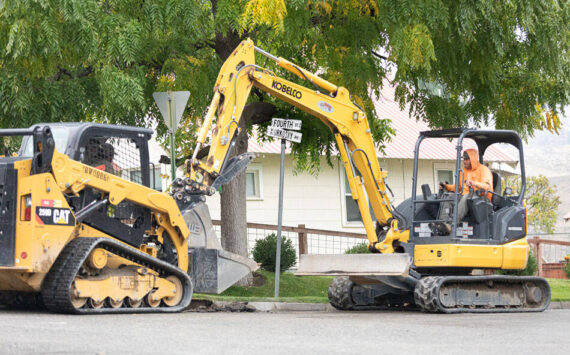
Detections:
252,233,296,272
564,258,570,278
345,242,371,254
497,250,538,276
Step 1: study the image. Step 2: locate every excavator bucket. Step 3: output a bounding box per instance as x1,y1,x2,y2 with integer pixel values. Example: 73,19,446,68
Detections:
295,253,413,276
182,202,258,294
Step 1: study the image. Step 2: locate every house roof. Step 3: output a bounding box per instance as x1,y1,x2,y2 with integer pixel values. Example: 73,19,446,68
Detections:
248,81,516,163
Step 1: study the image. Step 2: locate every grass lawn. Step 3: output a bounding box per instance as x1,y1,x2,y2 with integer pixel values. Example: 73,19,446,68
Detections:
195,271,570,303
547,278,570,302
194,270,333,304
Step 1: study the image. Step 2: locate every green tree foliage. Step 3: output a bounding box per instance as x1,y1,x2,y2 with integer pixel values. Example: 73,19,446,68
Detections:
252,233,297,272
504,175,562,233
1,0,568,165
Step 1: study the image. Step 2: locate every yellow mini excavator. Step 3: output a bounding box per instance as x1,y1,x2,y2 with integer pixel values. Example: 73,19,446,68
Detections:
181,39,550,313
0,123,256,314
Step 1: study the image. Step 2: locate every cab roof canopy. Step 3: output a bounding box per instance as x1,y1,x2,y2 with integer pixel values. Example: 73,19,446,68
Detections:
419,128,523,160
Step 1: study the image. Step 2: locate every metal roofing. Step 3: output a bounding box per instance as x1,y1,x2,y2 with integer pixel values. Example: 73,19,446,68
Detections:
248,81,516,163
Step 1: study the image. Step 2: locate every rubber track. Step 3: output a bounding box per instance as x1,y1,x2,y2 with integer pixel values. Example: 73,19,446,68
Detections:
328,277,355,310
414,275,551,314
328,277,417,311
41,237,193,314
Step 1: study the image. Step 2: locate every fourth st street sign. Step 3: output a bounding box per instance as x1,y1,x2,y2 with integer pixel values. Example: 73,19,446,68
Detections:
271,118,302,131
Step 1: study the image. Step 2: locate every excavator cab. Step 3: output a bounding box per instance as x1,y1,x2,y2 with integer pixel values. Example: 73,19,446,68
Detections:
408,128,527,244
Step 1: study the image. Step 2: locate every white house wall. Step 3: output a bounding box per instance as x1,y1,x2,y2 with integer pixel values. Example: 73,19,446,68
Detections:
206,154,453,234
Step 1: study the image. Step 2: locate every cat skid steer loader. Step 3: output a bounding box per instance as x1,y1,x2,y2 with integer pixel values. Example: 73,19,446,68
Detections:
181,39,550,313
0,123,256,313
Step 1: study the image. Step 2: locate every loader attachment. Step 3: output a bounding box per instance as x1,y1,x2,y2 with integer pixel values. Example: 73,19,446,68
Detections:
182,201,258,294
295,253,413,276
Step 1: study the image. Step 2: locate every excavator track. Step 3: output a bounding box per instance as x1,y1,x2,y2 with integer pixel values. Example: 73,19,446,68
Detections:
414,275,550,313
41,237,193,314
328,277,416,311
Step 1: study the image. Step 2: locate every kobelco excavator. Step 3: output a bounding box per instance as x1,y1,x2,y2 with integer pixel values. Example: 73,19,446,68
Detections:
181,39,550,313
0,123,256,314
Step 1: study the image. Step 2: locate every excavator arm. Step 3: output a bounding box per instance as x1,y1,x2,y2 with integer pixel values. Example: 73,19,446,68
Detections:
186,39,408,253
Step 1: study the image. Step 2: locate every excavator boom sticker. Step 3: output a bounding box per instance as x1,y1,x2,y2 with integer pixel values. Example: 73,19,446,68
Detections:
317,101,334,113
35,207,76,226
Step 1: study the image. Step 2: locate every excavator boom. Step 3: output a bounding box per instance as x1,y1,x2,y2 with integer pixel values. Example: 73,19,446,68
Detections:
186,39,407,253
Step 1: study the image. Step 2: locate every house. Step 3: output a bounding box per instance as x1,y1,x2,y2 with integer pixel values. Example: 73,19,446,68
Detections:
205,84,517,235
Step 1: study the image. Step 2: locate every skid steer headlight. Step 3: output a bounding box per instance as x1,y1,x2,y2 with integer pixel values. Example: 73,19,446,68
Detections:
23,195,32,221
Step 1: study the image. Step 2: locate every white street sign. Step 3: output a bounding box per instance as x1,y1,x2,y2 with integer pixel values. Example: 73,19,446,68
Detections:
153,91,190,130
267,126,303,143
271,118,302,131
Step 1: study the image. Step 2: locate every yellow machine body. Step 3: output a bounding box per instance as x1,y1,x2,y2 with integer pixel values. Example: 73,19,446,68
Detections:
0,154,185,313
414,238,529,269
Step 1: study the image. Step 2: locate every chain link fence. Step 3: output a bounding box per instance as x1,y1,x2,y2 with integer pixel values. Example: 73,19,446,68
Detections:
212,221,367,258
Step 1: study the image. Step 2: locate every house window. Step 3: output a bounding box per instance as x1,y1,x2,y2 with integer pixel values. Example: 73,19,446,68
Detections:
130,170,142,184
128,166,162,191
437,170,453,185
341,169,376,225
246,164,262,200
434,163,455,190
150,167,163,191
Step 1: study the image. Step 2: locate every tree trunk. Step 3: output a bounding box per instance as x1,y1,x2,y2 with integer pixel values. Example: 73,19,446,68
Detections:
220,102,275,286
220,112,250,285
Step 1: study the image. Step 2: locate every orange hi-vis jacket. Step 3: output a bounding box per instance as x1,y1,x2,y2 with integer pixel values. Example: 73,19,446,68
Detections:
444,149,493,199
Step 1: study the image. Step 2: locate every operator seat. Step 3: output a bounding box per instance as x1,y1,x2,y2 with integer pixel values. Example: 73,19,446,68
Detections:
491,172,502,207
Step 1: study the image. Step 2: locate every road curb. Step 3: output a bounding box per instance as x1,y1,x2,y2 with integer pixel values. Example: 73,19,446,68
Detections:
548,301,570,310
247,302,336,312
208,300,570,312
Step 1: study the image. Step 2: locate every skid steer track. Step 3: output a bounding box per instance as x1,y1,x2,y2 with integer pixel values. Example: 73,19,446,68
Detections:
42,238,193,314
414,275,550,313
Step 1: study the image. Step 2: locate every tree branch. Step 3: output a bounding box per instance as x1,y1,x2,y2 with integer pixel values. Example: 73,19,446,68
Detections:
372,50,388,60
49,66,93,82
241,102,277,125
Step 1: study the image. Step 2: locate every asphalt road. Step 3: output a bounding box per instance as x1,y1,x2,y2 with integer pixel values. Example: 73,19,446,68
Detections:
0,309,568,354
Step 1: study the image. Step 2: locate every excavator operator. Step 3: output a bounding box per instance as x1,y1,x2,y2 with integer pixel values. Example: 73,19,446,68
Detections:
440,148,493,224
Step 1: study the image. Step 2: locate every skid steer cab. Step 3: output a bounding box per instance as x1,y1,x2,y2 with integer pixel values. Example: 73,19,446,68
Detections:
0,123,256,314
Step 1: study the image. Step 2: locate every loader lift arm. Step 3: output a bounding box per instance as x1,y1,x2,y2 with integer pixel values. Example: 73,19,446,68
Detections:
186,39,408,253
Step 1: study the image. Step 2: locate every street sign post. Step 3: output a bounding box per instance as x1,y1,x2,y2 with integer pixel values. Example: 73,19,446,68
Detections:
267,119,302,298
153,91,190,181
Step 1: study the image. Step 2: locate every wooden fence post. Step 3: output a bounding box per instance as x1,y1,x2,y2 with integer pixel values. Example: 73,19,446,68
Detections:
531,237,540,258
537,239,543,277
298,224,307,256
